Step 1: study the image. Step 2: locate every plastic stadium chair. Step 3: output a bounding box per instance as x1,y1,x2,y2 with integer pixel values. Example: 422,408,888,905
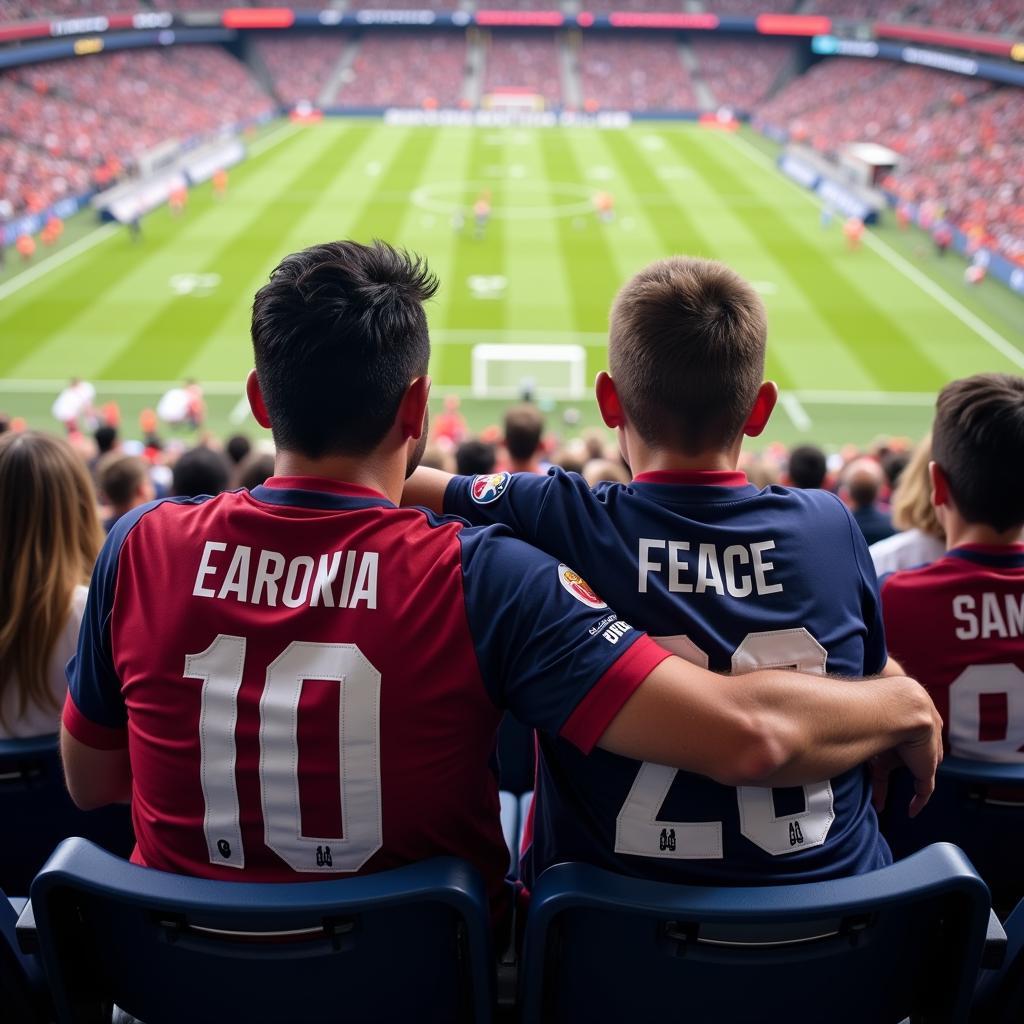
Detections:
499,791,519,876
1,889,48,1024
0,735,133,895
883,757,1024,913
26,838,494,1024
974,896,1024,1024
496,714,534,795
520,844,994,1024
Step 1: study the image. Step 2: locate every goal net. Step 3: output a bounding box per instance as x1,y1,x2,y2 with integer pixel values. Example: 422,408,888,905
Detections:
471,344,587,401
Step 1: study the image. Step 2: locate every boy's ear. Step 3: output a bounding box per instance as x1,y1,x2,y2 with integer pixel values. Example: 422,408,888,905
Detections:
743,381,778,438
595,372,625,429
930,460,950,509
246,370,271,429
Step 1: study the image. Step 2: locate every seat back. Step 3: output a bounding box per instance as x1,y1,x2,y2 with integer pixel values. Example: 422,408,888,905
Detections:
520,844,990,1024
31,838,493,1024
1,890,46,1024
883,758,1024,912
0,736,133,895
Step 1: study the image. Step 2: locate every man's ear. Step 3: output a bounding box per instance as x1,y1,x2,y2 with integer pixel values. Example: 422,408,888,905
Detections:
930,460,950,509
595,371,625,429
743,381,778,438
246,370,271,429
398,375,431,441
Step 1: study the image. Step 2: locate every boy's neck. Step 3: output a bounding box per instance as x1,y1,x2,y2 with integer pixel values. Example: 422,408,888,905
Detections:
945,519,1024,550
627,435,742,479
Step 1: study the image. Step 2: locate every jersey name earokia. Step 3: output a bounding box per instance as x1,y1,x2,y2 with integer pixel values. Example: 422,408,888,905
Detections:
192,541,379,609
638,538,783,597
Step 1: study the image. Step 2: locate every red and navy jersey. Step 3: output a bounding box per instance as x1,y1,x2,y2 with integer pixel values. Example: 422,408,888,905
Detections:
446,468,891,888
64,476,668,923
881,544,1024,761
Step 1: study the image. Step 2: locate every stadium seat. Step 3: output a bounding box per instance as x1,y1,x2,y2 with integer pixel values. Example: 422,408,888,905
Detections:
499,790,519,876
882,757,1024,914
0,735,133,896
520,844,994,1024
1,889,47,1024
496,714,534,795
24,838,494,1024
975,896,1024,1024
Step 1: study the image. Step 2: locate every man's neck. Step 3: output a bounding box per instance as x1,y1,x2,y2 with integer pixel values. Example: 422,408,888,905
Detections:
273,450,403,504
945,519,1024,550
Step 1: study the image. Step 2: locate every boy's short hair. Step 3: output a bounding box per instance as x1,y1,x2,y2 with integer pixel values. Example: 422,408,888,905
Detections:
609,256,767,455
932,373,1024,532
251,240,437,458
504,404,544,461
97,453,148,508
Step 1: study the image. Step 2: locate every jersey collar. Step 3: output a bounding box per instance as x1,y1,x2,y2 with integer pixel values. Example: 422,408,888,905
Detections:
250,476,396,511
947,542,1024,568
632,470,750,487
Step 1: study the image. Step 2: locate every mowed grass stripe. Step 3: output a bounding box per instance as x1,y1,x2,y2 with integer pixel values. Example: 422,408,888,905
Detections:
99,124,379,381
0,125,323,378
670,130,948,390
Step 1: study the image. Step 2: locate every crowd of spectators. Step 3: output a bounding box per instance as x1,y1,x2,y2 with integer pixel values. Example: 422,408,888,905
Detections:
254,33,352,109
690,37,793,111
0,47,272,219
578,35,695,112
336,31,467,109
757,59,1022,265
483,33,561,106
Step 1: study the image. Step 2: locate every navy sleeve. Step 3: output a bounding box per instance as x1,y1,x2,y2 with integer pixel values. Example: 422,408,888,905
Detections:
457,524,668,752
445,468,611,565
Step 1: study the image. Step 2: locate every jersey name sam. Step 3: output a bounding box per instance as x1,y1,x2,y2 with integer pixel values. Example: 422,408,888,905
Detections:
192,541,379,609
953,592,1024,639
638,538,782,597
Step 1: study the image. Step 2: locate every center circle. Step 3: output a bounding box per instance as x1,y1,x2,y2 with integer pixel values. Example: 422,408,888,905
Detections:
411,180,599,221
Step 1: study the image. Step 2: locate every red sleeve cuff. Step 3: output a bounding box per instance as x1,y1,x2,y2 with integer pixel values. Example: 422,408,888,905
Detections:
62,693,128,750
560,635,673,754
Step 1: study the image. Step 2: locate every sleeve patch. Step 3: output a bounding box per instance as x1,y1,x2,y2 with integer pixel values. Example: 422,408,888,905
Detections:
470,471,511,505
558,563,608,610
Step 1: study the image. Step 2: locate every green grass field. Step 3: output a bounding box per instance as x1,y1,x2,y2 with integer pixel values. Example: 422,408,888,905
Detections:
1,118,1022,449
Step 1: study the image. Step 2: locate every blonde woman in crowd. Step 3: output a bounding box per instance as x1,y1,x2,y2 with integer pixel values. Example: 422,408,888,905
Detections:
869,433,946,576
0,432,103,738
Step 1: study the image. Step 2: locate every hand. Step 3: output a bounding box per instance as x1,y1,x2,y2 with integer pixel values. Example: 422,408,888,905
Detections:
870,699,943,818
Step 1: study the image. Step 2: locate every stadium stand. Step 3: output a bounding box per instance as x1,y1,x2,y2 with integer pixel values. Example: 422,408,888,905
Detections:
253,33,353,109
335,31,468,109
578,36,697,113
483,32,561,106
690,37,795,111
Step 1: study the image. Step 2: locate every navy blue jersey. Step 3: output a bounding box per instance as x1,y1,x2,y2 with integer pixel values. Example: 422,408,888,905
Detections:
64,476,668,924
446,467,891,887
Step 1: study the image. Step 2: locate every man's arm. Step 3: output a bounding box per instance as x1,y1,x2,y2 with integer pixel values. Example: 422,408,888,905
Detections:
402,467,452,512
60,728,131,809
598,657,941,815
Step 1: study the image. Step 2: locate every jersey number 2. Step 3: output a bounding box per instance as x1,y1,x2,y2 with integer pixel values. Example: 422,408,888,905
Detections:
185,634,383,872
615,629,836,860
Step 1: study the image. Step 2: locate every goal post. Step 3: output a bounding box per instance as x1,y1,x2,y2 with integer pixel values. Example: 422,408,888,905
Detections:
471,344,587,401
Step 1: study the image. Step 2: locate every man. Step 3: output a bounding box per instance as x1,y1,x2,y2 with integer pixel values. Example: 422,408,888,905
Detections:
405,256,924,889
784,444,827,490
503,404,546,475
97,453,155,533
844,457,896,546
881,374,1024,761
63,243,938,933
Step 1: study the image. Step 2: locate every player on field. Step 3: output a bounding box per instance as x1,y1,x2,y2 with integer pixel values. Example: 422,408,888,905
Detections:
404,256,931,889
473,189,491,239
843,216,864,251
61,243,939,934
212,168,229,200
881,374,1024,763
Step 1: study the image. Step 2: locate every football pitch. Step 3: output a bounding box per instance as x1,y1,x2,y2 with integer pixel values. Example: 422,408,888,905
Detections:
1,117,1022,448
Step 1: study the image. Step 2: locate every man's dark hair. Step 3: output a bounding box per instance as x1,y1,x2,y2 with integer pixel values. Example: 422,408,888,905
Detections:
504,404,544,462
455,439,496,476
609,257,767,455
787,444,827,490
225,433,252,466
97,453,148,509
94,424,118,455
932,373,1024,532
251,240,438,458
172,446,230,498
